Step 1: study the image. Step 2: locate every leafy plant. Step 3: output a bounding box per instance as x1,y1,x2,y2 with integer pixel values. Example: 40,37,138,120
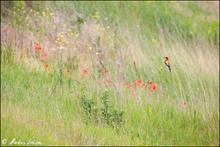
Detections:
80,90,124,127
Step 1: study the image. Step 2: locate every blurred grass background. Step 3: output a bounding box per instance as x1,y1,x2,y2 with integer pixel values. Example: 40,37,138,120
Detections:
1,1,219,146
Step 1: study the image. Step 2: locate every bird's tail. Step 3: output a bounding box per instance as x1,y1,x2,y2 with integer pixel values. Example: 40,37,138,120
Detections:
168,66,171,73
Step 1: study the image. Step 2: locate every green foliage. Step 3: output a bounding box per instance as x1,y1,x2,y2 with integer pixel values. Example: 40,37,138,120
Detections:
1,1,219,146
70,16,85,31
201,19,219,45
101,90,124,126
1,45,14,64
32,1,45,12
80,90,124,127
66,1,219,46
81,94,97,123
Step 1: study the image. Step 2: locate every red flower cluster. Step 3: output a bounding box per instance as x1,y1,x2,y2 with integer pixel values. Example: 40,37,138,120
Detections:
123,78,146,89
35,43,43,51
133,78,146,87
35,43,49,59
148,80,158,92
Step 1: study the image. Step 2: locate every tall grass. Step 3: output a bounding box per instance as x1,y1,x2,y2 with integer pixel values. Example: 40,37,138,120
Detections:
1,1,219,146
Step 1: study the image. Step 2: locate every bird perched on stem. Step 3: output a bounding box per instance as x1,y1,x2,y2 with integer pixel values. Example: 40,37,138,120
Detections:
164,57,171,73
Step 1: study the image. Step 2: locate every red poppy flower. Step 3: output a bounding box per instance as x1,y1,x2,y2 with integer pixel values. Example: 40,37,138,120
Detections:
148,85,153,90
43,53,47,57
148,81,153,85
38,47,42,51
184,102,187,105
35,43,43,51
66,69,70,73
103,69,108,74
142,83,146,86
123,82,127,86
83,69,88,73
45,63,49,68
153,84,158,90
134,81,138,86
35,43,39,50
137,78,142,83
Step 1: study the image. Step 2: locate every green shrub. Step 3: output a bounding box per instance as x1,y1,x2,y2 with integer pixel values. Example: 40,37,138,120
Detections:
80,90,124,127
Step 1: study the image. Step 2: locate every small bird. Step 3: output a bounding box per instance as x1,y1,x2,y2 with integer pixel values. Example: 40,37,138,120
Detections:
164,57,171,73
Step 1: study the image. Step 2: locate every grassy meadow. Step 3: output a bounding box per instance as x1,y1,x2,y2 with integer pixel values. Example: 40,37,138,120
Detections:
1,1,219,146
